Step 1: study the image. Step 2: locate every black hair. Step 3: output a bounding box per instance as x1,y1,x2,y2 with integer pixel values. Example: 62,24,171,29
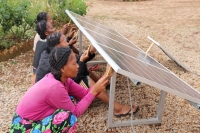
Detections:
35,12,47,24
35,20,47,39
49,47,72,81
46,32,62,54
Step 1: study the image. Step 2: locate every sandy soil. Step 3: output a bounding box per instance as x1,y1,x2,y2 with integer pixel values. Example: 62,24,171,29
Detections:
0,0,200,132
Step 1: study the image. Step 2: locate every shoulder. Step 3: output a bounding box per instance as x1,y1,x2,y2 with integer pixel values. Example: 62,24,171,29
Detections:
34,33,40,40
40,51,49,59
42,73,64,87
65,78,74,84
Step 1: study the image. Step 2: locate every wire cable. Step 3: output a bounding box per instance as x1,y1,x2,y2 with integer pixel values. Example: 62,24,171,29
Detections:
127,77,136,133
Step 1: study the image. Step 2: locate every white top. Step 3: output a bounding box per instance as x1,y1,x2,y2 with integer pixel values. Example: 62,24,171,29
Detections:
33,33,41,51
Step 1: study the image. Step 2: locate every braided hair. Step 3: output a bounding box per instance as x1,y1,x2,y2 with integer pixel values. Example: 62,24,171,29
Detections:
35,12,47,24
35,20,47,39
46,32,62,54
49,47,72,81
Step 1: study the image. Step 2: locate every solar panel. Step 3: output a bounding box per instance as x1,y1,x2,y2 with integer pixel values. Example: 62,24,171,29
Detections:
66,10,200,104
70,11,121,37
147,36,190,71
84,29,169,71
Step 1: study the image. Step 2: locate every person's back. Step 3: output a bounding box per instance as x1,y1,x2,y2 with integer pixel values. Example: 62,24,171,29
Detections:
32,39,47,69
16,73,57,120
32,20,55,83
33,33,40,52
35,50,50,82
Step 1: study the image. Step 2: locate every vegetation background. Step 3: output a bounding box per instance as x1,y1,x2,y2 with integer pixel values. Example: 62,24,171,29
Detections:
0,0,92,49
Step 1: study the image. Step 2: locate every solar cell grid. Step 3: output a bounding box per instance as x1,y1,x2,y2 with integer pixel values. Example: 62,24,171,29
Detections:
99,44,200,100
75,17,122,38
84,28,169,71
74,16,141,51
70,11,120,36
66,10,200,104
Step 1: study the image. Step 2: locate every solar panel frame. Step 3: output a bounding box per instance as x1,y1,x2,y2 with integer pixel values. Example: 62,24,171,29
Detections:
66,10,200,104
69,11,145,52
97,42,200,103
84,28,170,72
69,11,124,37
66,10,121,72
147,36,190,71
74,18,142,51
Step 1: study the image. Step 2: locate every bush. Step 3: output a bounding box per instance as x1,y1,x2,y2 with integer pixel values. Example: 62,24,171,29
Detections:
0,0,39,49
48,0,92,25
0,0,92,49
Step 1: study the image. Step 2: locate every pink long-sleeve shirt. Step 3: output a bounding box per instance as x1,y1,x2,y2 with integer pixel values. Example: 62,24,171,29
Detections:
16,73,95,121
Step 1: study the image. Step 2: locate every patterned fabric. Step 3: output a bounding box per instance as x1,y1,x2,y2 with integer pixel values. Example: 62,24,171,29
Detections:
79,76,89,89
10,109,78,133
70,96,79,105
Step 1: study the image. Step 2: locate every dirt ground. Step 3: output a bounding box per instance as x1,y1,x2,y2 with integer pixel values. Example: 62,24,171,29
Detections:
1,0,200,132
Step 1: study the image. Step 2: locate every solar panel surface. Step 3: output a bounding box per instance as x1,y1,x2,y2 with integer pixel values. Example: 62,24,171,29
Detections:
66,10,200,104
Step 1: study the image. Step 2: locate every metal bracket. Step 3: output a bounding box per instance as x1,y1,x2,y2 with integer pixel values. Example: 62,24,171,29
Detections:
108,73,166,127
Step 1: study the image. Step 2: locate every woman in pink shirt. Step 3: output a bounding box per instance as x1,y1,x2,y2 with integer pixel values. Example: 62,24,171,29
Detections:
10,47,109,133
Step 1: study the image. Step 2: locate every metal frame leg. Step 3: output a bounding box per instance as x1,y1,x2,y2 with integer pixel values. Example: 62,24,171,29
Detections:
156,90,167,122
78,30,83,55
107,80,167,127
87,60,107,65
108,72,117,127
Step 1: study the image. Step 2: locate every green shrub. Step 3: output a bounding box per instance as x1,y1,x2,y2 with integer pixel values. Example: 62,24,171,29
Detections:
0,1,31,35
0,0,91,49
0,40,14,49
0,0,38,48
48,0,92,25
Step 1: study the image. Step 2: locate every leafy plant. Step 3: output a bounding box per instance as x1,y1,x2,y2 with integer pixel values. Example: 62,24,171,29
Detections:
0,40,14,49
47,0,92,25
0,0,39,48
0,0,92,49
0,1,30,35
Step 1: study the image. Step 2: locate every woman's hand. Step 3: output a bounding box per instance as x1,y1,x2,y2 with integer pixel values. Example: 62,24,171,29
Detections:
103,64,114,78
68,37,78,47
89,45,96,54
60,24,70,35
90,76,110,96
68,27,77,39
80,50,89,63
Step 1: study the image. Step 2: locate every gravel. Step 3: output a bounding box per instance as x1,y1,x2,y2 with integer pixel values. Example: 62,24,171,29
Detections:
1,0,200,132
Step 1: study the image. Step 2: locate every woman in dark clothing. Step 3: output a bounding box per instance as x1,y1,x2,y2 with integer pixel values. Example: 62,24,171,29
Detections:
33,20,77,83
35,32,95,84
32,11,78,83
32,20,55,75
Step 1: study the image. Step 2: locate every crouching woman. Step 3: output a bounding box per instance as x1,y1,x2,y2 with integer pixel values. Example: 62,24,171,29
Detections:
10,47,109,133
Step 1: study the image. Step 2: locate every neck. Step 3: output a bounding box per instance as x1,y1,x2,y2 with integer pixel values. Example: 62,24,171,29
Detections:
60,76,68,84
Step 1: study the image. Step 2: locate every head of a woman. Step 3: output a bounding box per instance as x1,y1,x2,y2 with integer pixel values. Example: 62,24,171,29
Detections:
35,20,55,39
49,47,79,82
35,12,53,24
46,32,68,54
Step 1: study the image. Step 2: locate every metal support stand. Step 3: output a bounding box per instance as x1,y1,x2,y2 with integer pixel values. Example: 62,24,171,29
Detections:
76,25,167,127
87,60,107,64
78,30,83,55
108,73,167,127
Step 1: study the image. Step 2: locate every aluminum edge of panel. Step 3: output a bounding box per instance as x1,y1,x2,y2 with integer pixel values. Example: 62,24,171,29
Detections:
117,68,200,104
65,10,120,72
